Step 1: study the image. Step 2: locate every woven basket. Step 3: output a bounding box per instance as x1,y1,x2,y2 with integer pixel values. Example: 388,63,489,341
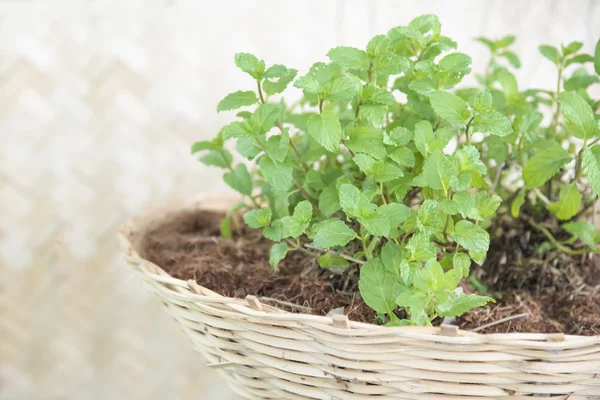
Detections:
118,202,600,399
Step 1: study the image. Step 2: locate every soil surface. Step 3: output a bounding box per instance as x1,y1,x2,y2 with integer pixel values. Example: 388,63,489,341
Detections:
138,209,600,335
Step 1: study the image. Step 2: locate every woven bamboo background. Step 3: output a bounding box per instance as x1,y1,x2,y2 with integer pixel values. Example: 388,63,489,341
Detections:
1,1,599,399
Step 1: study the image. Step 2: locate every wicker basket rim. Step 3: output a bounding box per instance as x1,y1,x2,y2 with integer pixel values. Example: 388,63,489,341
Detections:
119,202,600,343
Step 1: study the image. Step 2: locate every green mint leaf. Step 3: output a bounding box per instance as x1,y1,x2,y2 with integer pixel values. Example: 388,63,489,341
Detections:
223,121,253,140
562,41,583,56
389,25,426,47
366,35,390,57
474,192,503,220
414,120,434,158
399,260,421,287
359,258,401,315
450,220,490,252
472,110,513,137
236,111,252,119
438,52,472,74
360,209,390,236
379,203,410,235
511,188,527,218
312,219,357,248
305,171,325,192
326,76,360,102
381,242,403,274
294,74,321,95
523,144,571,189
339,184,370,218
454,191,501,221
395,290,428,324
437,293,492,318
583,145,600,196
263,219,283,242
439,199,459,215
372,53,410,76
251,104,280,134
499,51,521,68
223,164,253,196
595,38,600,75
448,173,473,192
269,242,289,269
357,104,388,126
484,135,509,163
293,201,313,225
199,149,233,169
538,45,562,64
387,173,414,200
563,70,599,91
475,37,495,51
217,91,257,112
406,232,438,262
469,250,487,266
415,199,444,233
472,88,493,114
496,35,516,48
429,91,471,126
279,216,301,239
454,145,487,175
191,141,217,154
408,79,438,96
452,191,475,219
353,153,377,175
319,184,340,217
236,137,262,160
431,126,455,151
243,208,272,229
259,156,293,190
562,221,600,249
346,123,387,160
565,54,594,67
389,147,416,167
558,92,598,140
317,253,349,270
453,252,471,278
495,68,519,99
547,184,581,220
307,109,342,152
234,52,265,79
361,84,396,105
374,162,404,183
327,46,370,70
385,127,413,146
413,259,445,292
413,150,453,193
263,188,289,220
276,202,312,240
263,65,298,95
266,129,290,163
353,154,402,182
410,14,441,35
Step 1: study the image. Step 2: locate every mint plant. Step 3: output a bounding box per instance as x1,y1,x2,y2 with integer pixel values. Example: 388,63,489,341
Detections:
470,36,600,257
192,14,600,326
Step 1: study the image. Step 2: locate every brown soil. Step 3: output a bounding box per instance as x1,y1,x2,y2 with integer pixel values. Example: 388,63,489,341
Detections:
138,209,373,322
138,209,600,335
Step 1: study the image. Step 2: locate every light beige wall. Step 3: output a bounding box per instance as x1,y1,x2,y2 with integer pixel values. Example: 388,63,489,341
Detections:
1,1,599,399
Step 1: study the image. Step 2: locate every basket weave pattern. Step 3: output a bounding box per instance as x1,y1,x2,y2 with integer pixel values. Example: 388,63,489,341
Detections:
119,214,600,399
